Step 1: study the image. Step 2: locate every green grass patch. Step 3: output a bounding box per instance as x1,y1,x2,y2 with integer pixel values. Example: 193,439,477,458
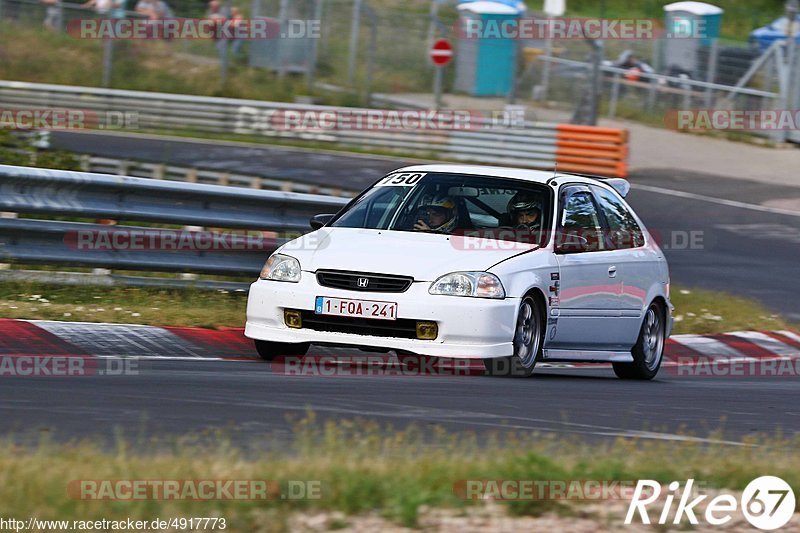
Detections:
0,280,795,335
0,281,247,328
669,286,794,334
2,416,799,529
0,25,324,103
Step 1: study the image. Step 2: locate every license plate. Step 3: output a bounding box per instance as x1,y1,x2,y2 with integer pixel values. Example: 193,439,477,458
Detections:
314,296,397,321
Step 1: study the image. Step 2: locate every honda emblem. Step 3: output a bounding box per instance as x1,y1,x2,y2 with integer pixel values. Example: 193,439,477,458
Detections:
357,277,369,288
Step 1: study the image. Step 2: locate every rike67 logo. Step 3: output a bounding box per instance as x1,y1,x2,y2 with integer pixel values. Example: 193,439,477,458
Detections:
625,476,795,530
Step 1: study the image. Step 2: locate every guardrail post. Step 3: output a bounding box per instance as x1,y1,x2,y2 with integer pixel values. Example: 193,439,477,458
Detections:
185,168,197,183
117,159,129,176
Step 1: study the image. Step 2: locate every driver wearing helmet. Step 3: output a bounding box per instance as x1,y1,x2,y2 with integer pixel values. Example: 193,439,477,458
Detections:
507,192,542,230
413,194,458,234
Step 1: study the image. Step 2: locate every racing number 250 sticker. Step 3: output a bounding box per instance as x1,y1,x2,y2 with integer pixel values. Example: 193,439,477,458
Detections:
376,172,426,187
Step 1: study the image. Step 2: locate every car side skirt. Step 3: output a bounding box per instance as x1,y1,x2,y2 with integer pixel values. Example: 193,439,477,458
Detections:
542,349,634,363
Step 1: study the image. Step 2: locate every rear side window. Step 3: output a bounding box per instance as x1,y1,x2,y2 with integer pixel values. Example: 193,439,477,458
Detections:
592,186,645,249
560,190,605,252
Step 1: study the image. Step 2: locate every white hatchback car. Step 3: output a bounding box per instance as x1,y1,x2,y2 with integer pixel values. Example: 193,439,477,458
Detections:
246,165,673,379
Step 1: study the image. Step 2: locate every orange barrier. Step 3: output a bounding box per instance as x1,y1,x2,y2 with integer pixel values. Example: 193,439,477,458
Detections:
555,124,629,178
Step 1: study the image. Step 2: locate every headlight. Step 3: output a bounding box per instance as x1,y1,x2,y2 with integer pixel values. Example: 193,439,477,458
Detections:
429,272,505,299
259,253,301,282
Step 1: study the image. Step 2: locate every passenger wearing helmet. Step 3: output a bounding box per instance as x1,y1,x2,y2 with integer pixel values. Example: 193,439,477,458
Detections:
413,194,457,233
507,192,542,230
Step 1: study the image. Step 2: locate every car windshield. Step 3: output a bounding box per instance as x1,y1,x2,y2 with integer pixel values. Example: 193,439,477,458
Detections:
330,172,552,245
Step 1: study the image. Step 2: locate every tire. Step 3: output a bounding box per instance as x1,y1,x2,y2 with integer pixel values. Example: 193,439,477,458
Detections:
613,302,665,380
484,295,543,377
254,340,309,361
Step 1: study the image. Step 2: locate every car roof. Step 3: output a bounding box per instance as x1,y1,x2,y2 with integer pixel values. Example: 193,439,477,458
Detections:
392,164,609,187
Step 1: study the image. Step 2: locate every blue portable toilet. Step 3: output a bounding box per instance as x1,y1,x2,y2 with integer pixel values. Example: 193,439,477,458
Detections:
663,2,723,75
454,1,527,97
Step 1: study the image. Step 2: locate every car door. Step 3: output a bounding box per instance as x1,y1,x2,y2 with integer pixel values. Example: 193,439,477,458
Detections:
590,184,660,345
548,185,624,350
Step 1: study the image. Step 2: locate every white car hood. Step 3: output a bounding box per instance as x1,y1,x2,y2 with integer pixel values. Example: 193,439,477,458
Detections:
281,227,537,281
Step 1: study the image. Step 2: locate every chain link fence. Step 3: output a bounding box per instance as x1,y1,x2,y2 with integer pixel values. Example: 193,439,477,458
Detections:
510,19,788,131
0,0,450,99
0,0,796,139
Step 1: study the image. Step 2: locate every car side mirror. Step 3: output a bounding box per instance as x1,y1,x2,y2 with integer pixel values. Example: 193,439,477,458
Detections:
555,233,590,254
310,213,335,230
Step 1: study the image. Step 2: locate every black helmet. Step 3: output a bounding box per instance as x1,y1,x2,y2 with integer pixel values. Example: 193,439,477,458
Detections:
507,192,542,215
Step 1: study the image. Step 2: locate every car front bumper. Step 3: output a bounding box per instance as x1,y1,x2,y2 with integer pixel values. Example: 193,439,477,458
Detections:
245,274,519,358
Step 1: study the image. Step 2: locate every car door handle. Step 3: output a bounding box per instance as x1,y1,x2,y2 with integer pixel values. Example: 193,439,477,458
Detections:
608,266,617,278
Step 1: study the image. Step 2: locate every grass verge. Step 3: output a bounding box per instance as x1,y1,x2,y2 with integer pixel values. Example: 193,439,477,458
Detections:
0,281,247,328
2,416,799,530
0,280,795,335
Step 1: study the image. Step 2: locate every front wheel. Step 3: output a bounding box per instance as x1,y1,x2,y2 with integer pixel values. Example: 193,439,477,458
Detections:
484,296,543,377
613,302,665,380
254,340,309,361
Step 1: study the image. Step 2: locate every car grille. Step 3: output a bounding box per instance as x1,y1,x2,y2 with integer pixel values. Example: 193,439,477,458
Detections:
299,311,421,339
316,270,413,293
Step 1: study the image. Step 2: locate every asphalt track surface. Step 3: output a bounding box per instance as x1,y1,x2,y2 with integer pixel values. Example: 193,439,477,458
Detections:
2,360,799,447
4,131,797,446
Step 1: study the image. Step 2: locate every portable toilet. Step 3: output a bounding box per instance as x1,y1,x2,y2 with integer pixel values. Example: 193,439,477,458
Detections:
662,2,723,75
454,1,526,97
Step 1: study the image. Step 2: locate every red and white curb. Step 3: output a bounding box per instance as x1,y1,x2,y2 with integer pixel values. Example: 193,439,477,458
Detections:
1,319,799,369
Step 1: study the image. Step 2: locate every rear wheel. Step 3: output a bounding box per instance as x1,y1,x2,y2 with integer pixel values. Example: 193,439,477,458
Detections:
254,340,309,361
613,302,665,380
484,295,543,377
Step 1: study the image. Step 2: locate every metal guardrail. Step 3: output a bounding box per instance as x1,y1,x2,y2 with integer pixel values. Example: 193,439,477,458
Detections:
0,164,349,277
0,80,629,177
81,155,359,196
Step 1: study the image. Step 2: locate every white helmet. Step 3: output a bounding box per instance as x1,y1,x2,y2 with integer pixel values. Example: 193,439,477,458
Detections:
417,194,457,233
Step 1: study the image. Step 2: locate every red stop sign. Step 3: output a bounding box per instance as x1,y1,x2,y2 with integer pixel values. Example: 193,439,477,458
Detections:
429,38,454,66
